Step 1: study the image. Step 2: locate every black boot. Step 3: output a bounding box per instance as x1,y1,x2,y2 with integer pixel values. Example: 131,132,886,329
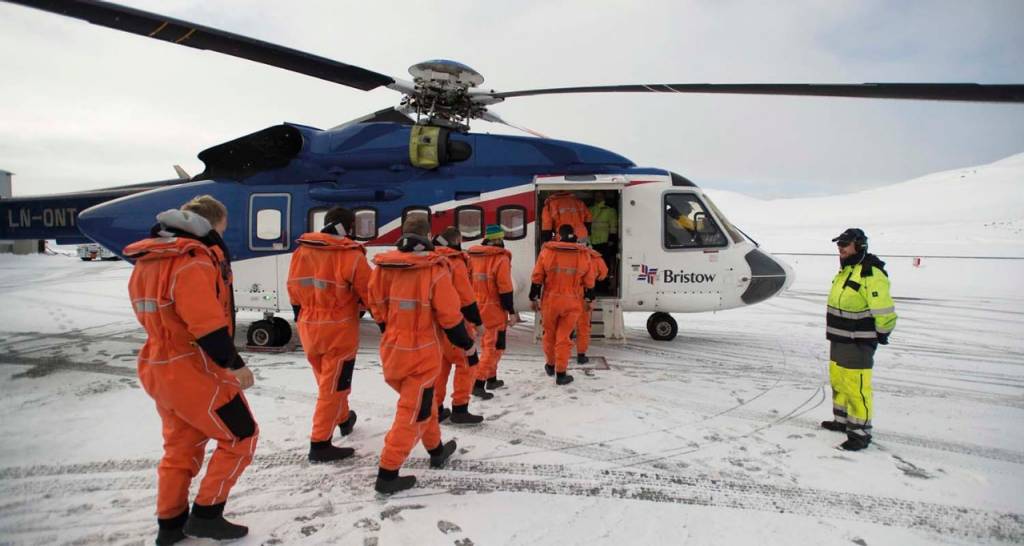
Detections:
840,434,871,452
183,502,248,541
428,439,457,468
449,404,484,424
338,410,358,437
556,372,574,385
544,364,555,376
437,405,451,423
486,377,505,389
374,467,416,494
472,380,494,399
155,509,188,546
309,440,355,463
820,420,846,432
577,353,589,364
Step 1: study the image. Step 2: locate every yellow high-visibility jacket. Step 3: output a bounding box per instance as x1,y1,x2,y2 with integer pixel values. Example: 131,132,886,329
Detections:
826,253,896,343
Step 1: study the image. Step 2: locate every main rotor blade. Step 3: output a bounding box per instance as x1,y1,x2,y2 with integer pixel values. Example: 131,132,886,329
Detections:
4,0,395,91
480,111,548,138
491,83,1024,103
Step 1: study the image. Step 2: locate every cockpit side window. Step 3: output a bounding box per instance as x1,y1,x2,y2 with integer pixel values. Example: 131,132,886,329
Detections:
663,193,727,249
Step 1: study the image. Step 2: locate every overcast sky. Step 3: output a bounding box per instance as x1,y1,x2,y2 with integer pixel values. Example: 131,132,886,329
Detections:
1,0,1022,198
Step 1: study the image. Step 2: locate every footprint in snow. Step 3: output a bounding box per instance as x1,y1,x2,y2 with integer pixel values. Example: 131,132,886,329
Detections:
438,520,475,545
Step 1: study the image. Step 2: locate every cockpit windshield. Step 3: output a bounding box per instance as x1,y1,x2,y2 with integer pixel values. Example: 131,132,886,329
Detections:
701,195,747,245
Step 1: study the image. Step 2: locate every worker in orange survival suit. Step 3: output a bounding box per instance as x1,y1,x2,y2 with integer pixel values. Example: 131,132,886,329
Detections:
124,195,256,545
530,224,596,385
575,243,609,364
431,226,486,424
287,206,370,463
541,190,591,242
467,225,519,397
368,216,475,494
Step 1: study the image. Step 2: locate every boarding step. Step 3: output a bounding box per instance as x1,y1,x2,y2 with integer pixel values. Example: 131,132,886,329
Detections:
532,299,625,343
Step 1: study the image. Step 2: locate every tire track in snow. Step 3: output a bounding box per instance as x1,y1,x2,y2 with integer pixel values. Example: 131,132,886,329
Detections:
1,453,1021,543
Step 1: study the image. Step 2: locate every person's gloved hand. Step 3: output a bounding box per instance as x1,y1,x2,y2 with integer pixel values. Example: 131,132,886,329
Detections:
877,332,889,345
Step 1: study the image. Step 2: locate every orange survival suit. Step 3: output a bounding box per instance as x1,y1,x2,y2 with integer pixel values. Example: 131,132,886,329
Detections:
467,244,516,384
576,247,609,357
432,245,483,411
530,241,596,373
541,191,591,241
286,231,370,443
124,211,257,522
368,235,474,472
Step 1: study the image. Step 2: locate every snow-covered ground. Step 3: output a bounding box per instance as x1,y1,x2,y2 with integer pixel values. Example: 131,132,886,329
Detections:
1,156,1023,545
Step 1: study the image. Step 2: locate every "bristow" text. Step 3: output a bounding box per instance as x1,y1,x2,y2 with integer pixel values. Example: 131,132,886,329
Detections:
663,270,716,283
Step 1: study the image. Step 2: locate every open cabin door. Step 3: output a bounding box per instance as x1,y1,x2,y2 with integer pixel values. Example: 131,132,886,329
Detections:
533,175,627,341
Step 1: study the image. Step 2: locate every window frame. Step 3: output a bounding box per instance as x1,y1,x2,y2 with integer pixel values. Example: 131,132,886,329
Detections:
661,192,729,251
496,205,527,241
401,205,431,228
454,205,485,241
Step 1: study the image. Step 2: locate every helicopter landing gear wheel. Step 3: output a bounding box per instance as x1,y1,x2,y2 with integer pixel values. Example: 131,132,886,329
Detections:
646,312,678,341
247,320,277,347
270,316,292,346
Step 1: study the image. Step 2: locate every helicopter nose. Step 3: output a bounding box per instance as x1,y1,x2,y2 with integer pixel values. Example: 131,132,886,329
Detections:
778,256,795,291
740,249,792,305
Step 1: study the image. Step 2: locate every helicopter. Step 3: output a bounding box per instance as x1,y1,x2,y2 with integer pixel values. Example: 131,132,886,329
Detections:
1,0,1022,347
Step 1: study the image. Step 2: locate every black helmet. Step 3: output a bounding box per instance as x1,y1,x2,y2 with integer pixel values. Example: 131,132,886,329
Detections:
831,228,867,248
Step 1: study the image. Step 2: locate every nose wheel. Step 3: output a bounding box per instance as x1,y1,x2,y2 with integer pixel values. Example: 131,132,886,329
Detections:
646,312,678,341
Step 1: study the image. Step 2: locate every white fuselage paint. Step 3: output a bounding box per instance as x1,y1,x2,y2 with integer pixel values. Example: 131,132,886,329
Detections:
232,174,793,316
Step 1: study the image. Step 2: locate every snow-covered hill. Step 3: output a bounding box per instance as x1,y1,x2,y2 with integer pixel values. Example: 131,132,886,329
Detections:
706,153,1024,256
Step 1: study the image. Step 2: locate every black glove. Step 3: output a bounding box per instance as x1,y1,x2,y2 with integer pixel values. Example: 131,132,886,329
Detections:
377,322,386,333
877,332,889,345
528,283,542,301
583,288,595,302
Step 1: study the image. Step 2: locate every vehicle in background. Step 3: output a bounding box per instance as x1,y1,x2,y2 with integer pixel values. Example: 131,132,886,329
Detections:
77,243,118,261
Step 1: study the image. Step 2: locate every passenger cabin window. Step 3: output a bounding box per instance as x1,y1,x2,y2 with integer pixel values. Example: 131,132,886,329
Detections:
308,209,327,232
256,209,282,240
456,206,483,240
402,206,430,228
353,208,377,240
498,206,526,240
663,194,727,249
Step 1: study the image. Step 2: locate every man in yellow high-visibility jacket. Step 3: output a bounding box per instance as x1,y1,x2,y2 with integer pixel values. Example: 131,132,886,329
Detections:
822,228,897,451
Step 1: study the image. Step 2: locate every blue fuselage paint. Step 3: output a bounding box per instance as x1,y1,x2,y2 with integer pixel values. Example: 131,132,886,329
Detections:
75,122,667,260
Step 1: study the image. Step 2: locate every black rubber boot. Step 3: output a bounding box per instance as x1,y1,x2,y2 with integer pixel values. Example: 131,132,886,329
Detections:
155,509,188,546
183,502,248,541
544,364,555,376
338,410,358,437
428,439,457,468
309,440,355,463
820,420,846,432
472,380,494,399
375,467,416,494
486,377,505,389
840,434,871,452
437,405,452,423
577,353,589,364
555,372,574,385
449,404,484,424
